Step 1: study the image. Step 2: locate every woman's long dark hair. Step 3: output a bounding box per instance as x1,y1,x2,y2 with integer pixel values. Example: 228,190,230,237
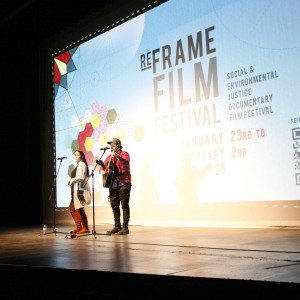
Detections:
75,150,90,177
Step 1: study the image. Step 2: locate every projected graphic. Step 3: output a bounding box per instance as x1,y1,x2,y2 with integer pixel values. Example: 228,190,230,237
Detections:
54,0,300,208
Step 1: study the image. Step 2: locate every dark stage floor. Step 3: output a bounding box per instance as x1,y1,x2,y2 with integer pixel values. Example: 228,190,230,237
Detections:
0,225,299,299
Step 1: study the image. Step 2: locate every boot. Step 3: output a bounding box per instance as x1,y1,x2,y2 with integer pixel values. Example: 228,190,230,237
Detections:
107,212,121,234
117,225,129,235
76,208,90,234
70,210,82,233
117,210,129,235
77,225,89,234
107,225,121,234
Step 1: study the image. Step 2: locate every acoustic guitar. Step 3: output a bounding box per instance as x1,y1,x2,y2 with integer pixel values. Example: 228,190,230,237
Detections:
102,147,119,188
102,162,114,188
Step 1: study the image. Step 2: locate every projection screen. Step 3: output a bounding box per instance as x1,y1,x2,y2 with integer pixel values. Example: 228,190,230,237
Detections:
52,0,300,221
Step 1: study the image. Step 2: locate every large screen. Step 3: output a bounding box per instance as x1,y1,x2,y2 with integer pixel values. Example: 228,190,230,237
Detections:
53,0,300,212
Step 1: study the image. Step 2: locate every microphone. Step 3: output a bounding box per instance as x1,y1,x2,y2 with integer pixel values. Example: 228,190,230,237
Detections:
57,157,67,160
100,147,109,150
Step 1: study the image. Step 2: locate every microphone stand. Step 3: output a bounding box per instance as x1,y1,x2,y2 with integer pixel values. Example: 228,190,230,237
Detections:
40,158,68,236
77,149,111,239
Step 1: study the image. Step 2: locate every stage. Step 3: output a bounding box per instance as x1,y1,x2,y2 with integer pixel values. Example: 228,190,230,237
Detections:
0,225,299,299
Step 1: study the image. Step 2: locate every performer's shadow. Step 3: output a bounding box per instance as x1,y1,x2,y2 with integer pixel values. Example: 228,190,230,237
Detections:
175,153,212,205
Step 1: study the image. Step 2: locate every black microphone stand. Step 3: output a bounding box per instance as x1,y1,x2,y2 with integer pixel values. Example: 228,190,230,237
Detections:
40,158,68,236
77,149,111,239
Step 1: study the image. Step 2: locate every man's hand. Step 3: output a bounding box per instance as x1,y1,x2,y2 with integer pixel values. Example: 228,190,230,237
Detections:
96,159,105,168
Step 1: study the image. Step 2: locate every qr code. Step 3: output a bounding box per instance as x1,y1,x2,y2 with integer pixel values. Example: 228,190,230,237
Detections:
292,127,300,185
